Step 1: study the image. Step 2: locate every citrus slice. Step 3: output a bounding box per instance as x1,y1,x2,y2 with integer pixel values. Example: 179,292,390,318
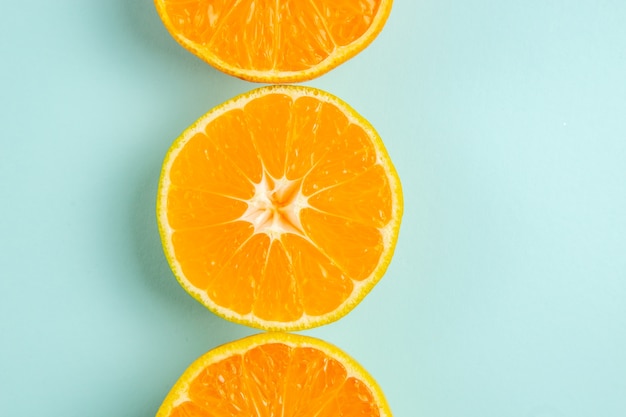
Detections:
154,0,394,83
156,85,403,331
156,332,393,417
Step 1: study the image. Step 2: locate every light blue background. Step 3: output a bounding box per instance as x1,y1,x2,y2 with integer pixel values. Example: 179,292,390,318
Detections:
1,1,625,416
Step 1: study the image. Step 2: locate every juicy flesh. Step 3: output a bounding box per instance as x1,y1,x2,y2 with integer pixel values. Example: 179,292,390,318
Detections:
166,93,393,322
162,0,383,71
169,343,381,417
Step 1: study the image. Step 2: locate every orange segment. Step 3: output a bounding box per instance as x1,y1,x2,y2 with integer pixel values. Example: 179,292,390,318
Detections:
307,165,393,228
154,0,394,83
282,234,353,316
301,122,378,194
206,233,268,315
156,333,393,417
243,93,292,179
252,239,303,322
316,0,382,46
172,221,254,289
169,132,255,198
157,85,403,331
203,108,262,184
282,343,348,415
166,187,248,229
300,208,384,281
275,1,335,72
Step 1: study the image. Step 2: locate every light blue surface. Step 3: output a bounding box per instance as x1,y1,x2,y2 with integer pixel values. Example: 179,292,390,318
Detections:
1,1,625,416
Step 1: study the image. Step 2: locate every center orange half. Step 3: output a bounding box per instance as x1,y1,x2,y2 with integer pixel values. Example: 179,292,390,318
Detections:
157,85,403,330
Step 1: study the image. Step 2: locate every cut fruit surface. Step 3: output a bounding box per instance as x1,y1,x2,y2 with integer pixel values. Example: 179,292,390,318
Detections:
156,332,392,417
157,85,403,331
154,0,393,83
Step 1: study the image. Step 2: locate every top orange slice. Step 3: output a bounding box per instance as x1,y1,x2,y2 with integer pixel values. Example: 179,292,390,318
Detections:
154,0,394,83
156,85,403,331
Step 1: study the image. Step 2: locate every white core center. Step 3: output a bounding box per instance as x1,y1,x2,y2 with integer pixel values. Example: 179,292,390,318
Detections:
240,173,307,239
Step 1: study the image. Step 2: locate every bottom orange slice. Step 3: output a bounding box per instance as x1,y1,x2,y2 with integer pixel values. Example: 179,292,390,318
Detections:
156,332,392,417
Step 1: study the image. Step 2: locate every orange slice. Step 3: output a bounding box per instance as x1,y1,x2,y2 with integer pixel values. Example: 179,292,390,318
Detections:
156,85,403,331
154,0,394,83
156,332,393,417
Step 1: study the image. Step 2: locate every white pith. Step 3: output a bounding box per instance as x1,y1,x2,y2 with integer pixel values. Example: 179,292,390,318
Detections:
239,171,308,240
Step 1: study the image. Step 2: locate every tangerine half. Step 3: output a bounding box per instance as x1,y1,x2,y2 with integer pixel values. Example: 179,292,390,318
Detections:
156,85,403,330
154,0,394,83
156,332,393,417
